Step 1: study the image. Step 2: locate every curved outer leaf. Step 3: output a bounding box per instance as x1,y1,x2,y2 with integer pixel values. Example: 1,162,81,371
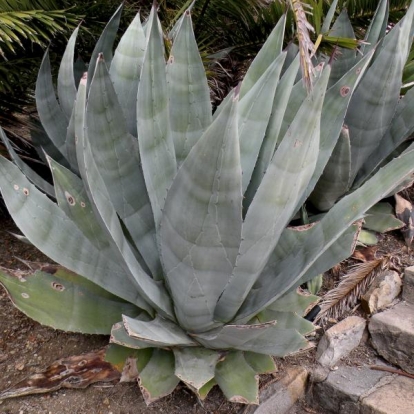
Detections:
309,125,352,211
346,2,414,182
137,7,177,228
215,352,259,405
30,119,69,169
215,67,330,324
239,52,286,194
327,9,356,87
268,289,318,315
35,49,68,158
320,0,338,34
138,349,180,405
87,56,161,280
277,63,324,145
358,0,388,58
247,222,360,321
0,156,142,306
254,310,314,335
123,315,197,347
75,78,171,316
299,49,375,210
243,352,277,374
244,55,300,207
87,3,123,91
240,14,286,98
193,321,307,356
236,150,414,322
173,348,220,391
166,9,212,165
110,322,157,350
109,13,146,137
160,91,242,332
0,266,141,335
0,127,55,198
363,213,404,233
57,26,79,120
47,157,119,262
356,85,414,186
64,106,80,175
79,117,174,319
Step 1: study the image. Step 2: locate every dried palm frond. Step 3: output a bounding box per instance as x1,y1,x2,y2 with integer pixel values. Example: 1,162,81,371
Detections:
315,257,391,323
289,0,316,92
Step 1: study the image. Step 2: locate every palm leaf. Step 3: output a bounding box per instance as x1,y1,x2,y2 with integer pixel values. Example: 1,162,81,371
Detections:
315,257,390,323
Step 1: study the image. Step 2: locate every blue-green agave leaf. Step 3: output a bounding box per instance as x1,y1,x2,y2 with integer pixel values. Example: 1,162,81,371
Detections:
173,348,220,391
309,125,352,211
160,91,242,332
240,14,286,98
138,349,180,405
109,13,146,137
137,6,177,228
245,55,300,207
123,315,197,347
166,9,212,165
0,127,55,198
299,49,374,209
346,2,414,181
110,321,157,349
0,265,141,334
215,67,330,323
0,156,142,306
87,3,123,90
57,26,79,120
237,150,414,321
35,49,68,158
215,352,259,404
194,322,307,357
239,52,286,193
356,85,414,186
358,0,388,58
320,0,339,34
79,122,174,318
87,55,161,280
327,9,356,87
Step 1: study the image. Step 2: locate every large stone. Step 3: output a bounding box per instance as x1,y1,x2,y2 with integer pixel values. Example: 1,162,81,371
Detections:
316,316,366,367
361,270,401,314
361,376,414,414
369,302,414,374
403,266,414,304
310,366,391,414
241,367,308,414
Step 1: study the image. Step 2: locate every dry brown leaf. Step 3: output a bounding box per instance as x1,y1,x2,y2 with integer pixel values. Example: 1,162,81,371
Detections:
315,257,390,323
0,348,120,401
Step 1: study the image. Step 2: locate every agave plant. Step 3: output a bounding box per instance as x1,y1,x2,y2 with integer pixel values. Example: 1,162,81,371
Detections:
1,2,414,405
309,0,414,220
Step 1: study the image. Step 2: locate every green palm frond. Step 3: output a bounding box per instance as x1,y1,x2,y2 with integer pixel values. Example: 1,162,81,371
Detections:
0,8,80,56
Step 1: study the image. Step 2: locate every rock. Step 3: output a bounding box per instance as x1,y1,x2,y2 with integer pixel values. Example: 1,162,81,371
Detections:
310,365,330,383
310,366,391,413
369,302,414,374
361,376,414,414
403,266,414,304
361,270,402,313
316,316,366,367
241,367,308,414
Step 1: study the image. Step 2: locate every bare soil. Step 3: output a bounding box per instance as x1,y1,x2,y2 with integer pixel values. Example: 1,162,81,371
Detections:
0,210,413,414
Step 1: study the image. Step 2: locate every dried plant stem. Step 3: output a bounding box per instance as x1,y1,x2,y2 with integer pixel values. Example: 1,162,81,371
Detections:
289,0,316,92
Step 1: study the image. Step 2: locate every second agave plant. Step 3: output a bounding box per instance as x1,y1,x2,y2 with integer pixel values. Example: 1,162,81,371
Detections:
1,2,414,405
